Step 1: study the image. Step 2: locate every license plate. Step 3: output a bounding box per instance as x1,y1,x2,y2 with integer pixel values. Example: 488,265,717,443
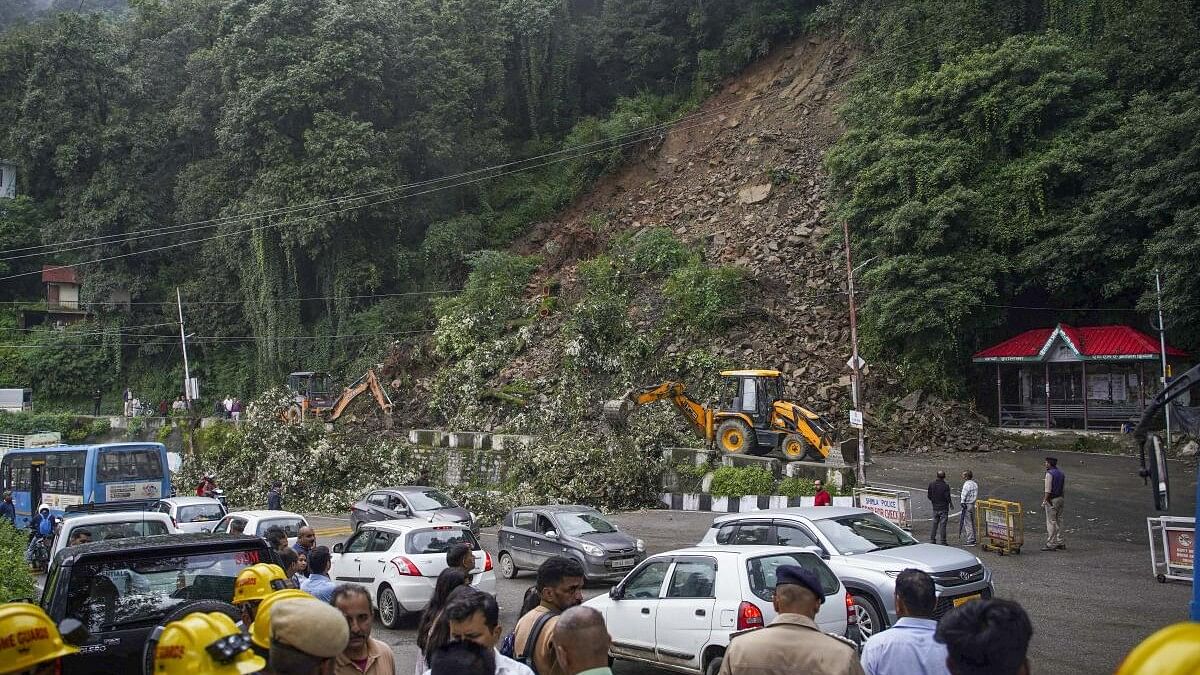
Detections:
952,593,981,607
611,558,635,569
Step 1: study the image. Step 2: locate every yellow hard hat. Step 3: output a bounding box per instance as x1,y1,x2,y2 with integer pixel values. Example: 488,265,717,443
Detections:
152,612,265,675
1116,622,1200,675
249,589,312,649
231,563,289,605
0,603,79,674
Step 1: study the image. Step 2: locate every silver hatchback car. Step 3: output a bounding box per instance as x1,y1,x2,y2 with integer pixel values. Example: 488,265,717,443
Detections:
699,506,993,640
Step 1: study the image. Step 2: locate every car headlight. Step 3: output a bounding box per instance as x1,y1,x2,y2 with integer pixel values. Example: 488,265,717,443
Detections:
635,539,645,553
583,544,604,557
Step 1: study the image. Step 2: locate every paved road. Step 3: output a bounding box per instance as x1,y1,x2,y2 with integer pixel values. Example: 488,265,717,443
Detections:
306,447,1197,675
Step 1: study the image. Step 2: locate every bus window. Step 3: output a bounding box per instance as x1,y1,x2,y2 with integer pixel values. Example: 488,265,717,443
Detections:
97,448,163,483
44,451,85,496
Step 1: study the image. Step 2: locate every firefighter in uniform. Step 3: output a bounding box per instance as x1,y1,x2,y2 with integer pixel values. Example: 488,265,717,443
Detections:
148,611,265,674
718,565,864,675
0,603,80,675
232,563,291,628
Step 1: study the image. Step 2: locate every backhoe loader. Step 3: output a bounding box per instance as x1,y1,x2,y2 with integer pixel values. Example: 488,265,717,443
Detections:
284,369,394,426
603,369,836,461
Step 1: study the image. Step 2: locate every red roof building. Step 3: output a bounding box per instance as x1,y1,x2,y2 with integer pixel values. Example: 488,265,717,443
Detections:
40,265,78,285
973,324,1187,362
973,324,1189,431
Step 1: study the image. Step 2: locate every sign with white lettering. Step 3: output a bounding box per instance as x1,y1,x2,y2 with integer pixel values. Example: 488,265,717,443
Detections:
855,489,910,529
105,481,161,501
849,410,863,429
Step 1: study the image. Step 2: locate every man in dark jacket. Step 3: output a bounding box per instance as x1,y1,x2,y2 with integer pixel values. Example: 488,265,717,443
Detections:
0,491,15,524
267,480,283,510
927,471,952,545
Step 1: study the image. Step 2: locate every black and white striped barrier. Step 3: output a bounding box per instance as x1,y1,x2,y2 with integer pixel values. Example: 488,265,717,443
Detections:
659,493,855,513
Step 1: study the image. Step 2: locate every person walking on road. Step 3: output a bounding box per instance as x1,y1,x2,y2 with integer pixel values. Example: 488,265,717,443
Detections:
552,606,612,675
1042,457,1066,551
935,599,1033,675
513,556,586,675
332,583,396,675
927,471,952,545
959,470,978,547
718,565,863,675
267,480,284,511
860,569,948,675
813,480,832,506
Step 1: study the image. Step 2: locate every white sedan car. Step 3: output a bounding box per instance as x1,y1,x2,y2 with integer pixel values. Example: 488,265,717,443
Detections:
153,496,227,533
584,546,854,675
213,510,309,546
330,519,496,629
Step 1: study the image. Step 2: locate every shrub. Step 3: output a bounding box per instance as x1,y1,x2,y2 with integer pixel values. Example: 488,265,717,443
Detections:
614,228,698,275
708,466,777,497
0,520,35,602
777,476,843,497
663,264,746,331
672,462,711,493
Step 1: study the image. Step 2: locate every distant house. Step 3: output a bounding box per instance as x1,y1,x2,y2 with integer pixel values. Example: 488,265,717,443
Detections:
0,159,15,199
17,265,89,329
973,323,1189,430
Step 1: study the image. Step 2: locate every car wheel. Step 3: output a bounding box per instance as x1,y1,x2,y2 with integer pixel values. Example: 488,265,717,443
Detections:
378,586,403,629
852,593,884,640
499,552,518,579
353,519,362,532
704,655,724,675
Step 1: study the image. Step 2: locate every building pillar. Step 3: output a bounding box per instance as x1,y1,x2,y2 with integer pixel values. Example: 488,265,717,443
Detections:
996,364,1003,426
1044,362,1052,429
1082,361,1089,431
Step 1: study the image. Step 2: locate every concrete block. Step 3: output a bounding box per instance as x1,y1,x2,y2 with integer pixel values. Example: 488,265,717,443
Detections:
721,454,782,477
409,429,446,446
449,432,486,449
492,434,534,451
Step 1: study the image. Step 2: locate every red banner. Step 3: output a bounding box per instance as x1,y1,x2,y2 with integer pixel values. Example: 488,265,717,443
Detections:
1166,527,1194,569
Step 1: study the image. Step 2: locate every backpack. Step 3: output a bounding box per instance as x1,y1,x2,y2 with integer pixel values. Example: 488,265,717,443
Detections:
508,610,559,674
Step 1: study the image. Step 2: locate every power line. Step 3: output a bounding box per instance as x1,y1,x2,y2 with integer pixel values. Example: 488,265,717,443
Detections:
0,96,769,263
0,28,945,276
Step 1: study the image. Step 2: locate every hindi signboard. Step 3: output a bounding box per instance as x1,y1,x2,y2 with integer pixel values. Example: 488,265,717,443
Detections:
105,481,162,502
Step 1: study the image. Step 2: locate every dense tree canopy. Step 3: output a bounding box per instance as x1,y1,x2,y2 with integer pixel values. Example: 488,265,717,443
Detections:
824,0,1200,393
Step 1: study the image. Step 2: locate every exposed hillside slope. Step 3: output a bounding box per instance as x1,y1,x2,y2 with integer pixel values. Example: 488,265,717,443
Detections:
384,34,1013,455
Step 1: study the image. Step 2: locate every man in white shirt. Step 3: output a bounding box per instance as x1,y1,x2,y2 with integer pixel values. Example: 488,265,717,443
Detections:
959,470,979,546
860,569,949,675
429,587,534,675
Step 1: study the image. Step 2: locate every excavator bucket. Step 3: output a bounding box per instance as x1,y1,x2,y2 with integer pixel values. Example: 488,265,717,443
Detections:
603,396,635,424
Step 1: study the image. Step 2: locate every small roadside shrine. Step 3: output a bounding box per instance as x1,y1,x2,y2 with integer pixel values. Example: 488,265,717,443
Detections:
972,324,1188,430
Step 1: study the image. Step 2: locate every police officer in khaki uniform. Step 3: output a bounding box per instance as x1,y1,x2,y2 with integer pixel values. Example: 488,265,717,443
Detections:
719,565,864,675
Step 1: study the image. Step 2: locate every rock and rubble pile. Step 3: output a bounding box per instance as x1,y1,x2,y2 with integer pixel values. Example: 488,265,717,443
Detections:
386,35,1005,454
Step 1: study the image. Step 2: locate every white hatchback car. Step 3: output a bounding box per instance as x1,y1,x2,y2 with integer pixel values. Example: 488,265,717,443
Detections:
329,520,496,629
213,510,309,546
153,496,227,533
584,545,854,675
51,511,178,561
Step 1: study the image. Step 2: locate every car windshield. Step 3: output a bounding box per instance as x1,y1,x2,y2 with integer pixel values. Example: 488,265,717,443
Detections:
258,518,304,537
404,490,457,511
557,512,617,537
178,504,225,523
814,513,918,554
406,527,480,554
64,549,265,632
72,520,171,543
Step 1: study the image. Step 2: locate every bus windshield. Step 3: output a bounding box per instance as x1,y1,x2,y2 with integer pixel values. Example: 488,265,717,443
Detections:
96,447,164,483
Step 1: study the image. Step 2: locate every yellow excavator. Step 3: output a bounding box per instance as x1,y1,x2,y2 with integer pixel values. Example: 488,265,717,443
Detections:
603,369,836,461
284,369,394,426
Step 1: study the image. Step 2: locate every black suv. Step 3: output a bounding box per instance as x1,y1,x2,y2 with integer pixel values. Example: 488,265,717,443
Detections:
40,533,277,674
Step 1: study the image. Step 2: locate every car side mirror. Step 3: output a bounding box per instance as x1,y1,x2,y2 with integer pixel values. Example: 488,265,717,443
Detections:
546,530,559,539
333,543,344,554
609,586,623,600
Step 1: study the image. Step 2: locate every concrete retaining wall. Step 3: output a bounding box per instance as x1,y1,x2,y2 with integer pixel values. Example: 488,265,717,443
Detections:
659,493,855,512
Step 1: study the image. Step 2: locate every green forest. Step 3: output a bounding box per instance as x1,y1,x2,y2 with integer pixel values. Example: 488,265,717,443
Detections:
1,0,1198,413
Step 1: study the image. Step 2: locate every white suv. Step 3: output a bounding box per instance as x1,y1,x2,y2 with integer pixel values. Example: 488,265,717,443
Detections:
584,546,853,675
51,510,177,561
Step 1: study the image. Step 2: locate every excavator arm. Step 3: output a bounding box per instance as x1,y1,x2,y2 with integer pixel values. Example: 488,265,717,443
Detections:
328,370,394,423
775,402,836,458
604,382,715,441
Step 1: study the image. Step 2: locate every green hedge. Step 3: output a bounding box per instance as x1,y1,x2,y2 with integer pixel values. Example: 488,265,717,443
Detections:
708,466,777,497
0,412,109,443
0,520,35,602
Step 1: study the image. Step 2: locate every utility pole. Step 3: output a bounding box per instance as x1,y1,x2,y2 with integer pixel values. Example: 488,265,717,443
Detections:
176,287,193,410
1154,270,1172,446
842,220,867,486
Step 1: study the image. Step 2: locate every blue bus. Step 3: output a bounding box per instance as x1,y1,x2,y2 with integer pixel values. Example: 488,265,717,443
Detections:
0,443,172,528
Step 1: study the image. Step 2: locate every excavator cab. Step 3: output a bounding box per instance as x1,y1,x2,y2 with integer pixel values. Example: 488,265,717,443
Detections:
286,371,335,413
723,370,783,427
